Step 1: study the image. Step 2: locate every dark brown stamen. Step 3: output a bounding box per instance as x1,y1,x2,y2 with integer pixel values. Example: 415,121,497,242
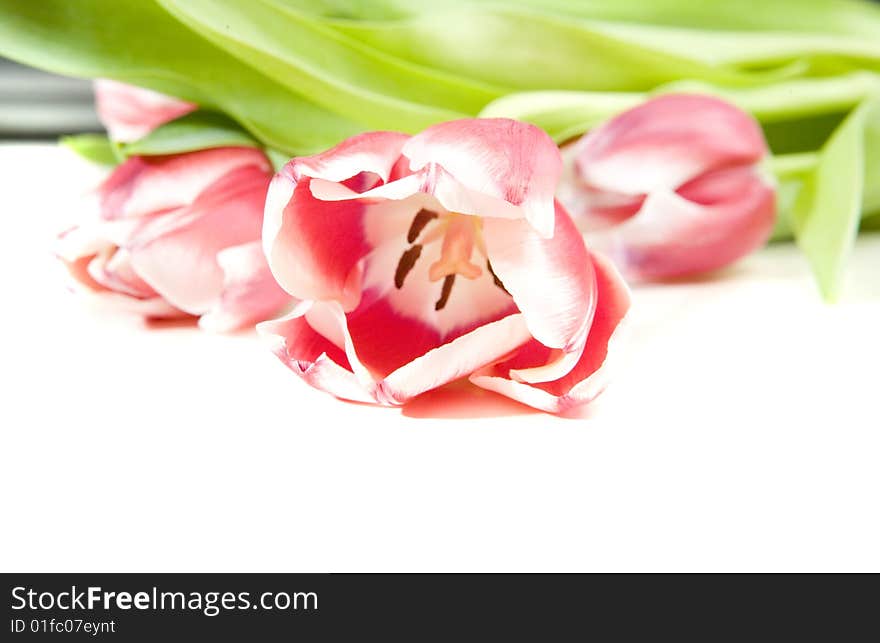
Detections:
435,274,456,311
486,260,510,295
407,208,439,243
394,244,422,289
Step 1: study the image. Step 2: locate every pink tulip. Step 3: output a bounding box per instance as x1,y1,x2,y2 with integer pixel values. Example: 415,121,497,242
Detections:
94,79,196,143
57,147,291,332
560,94,776,281
260,119,630,413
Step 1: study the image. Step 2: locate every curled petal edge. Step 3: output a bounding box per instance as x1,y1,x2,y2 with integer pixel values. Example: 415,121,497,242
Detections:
470,252,631,413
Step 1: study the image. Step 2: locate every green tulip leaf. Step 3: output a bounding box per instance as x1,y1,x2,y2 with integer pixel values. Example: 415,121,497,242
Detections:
120,111,259,157
156,0,500,131
791,98,879,300
59,134,121,167
581,21,880,76
332,7,783,95
480,90,646,142
456,0,880,39
0,0,364,154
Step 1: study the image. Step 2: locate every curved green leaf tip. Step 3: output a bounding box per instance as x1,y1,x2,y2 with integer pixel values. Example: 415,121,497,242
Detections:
60,134,120,167
119,111,259,157
791,98,879,302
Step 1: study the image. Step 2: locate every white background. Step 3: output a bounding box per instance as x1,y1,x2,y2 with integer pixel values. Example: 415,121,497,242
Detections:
1,144,878,572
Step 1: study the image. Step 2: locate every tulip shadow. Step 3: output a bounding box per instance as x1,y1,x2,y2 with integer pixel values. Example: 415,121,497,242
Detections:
142,316,200,331
640,263,747,287
402,380,540,420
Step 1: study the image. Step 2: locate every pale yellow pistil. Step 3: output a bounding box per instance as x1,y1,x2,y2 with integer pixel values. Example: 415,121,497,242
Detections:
395,210,497,311
427,214,483,282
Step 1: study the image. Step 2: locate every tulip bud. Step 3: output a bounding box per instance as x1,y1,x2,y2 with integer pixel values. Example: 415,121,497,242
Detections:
560,94,776,281
57,147,291,331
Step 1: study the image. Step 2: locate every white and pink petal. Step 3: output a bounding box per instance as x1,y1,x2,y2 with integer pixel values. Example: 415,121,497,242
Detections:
402,118,562,237
199,242,294,333
484,202,595,356
574,94,768,196
99,147,270,221
471,252,631,412
127,165,270,315
94,79,195,143
584,166,776,280
258,302,376,404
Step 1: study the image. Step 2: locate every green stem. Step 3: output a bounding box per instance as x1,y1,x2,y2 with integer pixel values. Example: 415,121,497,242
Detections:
769,152,820,178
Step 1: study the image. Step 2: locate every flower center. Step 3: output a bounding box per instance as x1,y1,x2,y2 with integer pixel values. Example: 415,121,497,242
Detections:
394,208,507,310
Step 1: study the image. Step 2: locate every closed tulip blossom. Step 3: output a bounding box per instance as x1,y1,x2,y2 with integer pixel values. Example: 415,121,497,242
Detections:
94,79,196,143
57,147,291,331
559,94,776,281
260,119,630,412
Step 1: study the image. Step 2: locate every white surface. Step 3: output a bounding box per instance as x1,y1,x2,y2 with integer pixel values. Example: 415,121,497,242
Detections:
1,143,878,572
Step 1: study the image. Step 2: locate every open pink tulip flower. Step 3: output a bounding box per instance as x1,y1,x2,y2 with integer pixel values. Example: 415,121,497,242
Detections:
57,147,291,332
559,94,776,281
260,119,631,413
94,79,196,143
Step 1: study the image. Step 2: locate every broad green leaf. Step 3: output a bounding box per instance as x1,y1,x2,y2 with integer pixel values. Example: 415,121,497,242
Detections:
455,0,880,39
244,0,414,20
480,90,645,142
0,0,363,154
59,134,120,167
332,8,783,94
581,21,880,74
480,74,880,143
658,73,880,123
863,102,880,216
282,0,880,39
156,0,501,131
790,99,878,300
120,111,259,157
